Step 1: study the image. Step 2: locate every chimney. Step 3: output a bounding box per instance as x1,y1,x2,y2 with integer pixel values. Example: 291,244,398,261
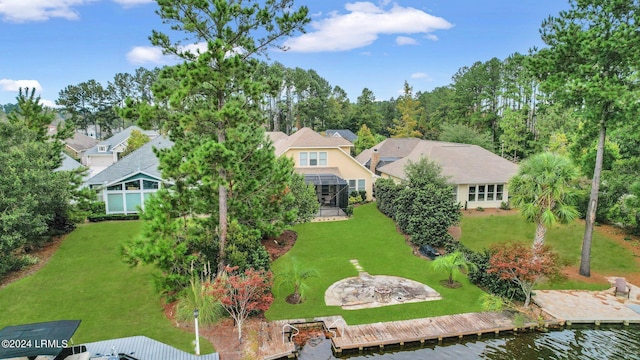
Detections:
370,148,380,174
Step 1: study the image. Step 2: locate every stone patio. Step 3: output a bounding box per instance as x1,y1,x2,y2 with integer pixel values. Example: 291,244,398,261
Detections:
533,277,640,324
324,272,441,310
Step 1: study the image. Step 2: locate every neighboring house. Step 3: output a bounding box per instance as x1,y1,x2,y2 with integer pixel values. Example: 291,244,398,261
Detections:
57,153,85,172
84,126,158,177
64,131,99,160
268,127,375,214
325,129,358,143
85,136,172,214
356,138,518,208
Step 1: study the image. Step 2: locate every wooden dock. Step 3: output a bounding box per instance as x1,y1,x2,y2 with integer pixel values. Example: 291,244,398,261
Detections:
259,320,297,360
330,311,519,353
259,312,525,359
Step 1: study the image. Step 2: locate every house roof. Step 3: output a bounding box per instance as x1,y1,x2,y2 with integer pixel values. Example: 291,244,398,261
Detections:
56,153,85,172
85,135,173,186
325,129,358,143
359,138,518,184
64,132,99,152
266,127,353,156
85,126,158,156
84,336,219,360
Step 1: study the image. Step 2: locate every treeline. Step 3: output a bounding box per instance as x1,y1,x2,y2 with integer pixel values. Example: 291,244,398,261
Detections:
1,48,639,233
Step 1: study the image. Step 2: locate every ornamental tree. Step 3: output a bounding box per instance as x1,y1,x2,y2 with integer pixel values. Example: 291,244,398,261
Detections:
488,242,560,307
210,266,274,342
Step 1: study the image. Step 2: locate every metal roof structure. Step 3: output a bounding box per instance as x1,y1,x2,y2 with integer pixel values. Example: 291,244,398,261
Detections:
84,336,219,360
303,173,348,186
0,320,81,358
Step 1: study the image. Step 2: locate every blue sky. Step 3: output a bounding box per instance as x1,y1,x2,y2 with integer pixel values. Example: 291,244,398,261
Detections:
0,0,571,107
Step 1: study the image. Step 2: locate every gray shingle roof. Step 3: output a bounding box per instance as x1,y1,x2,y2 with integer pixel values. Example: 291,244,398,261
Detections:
84,336,219,360
84,126,158,155
325,129,358,143
360,138,518,184
56,153,85,172
85,136,172,186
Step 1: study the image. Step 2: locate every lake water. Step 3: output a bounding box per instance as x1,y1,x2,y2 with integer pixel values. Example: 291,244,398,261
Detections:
298,326,640,360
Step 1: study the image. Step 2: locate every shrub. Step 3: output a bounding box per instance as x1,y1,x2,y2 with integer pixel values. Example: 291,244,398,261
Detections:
499,201,511,210
345,205,354,217
358,190,367,201
87,213,140,222
466,249,524,301
176,275,224,325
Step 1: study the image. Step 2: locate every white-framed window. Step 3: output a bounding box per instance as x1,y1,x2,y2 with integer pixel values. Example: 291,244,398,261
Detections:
98,145,108,152
468,184,504,202
299,151,327,167
348,179,366,194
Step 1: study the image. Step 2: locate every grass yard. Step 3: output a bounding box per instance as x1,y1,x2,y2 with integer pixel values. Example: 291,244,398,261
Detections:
266,203,487,324
459,214,639,290
0,221,214,355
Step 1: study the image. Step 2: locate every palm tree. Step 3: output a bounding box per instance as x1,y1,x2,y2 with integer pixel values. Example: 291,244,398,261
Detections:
432,251,477,286
276,258,319,304
509,152,580,247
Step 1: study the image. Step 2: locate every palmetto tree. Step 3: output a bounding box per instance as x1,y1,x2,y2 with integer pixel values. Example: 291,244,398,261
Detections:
509,152,580,247
432,251,477,286
276,258,319,304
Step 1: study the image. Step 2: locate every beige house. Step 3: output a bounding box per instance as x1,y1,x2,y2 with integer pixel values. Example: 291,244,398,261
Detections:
268,127,376,214
356,138,518,209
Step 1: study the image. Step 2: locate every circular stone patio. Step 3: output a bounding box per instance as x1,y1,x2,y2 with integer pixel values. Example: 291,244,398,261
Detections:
324,272,441,310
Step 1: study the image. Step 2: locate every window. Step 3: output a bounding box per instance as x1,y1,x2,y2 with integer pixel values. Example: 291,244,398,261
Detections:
125,180,140,191
468,184,504,202
348,179,365,194
496,184,504,200
299,152,328,167
348,180,356,193
107,184,122,191
98,145,108,152
143,180,159,190
319,152,327,166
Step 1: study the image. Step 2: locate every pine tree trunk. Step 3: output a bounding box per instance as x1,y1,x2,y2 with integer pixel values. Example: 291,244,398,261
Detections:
217,110,228,275
580,122,607,277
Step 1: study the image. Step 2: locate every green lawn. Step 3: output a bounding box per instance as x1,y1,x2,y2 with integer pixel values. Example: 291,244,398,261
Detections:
266,203,488,324
0,221,214,355
459,214,638,289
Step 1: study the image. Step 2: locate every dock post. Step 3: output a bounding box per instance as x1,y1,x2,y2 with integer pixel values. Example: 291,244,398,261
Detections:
624,320,630,326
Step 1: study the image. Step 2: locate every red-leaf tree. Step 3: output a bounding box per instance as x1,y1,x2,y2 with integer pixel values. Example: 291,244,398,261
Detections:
210,265,274,342
488,242,560,307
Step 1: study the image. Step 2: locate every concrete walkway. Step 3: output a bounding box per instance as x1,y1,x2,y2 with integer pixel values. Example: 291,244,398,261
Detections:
533,277,640,324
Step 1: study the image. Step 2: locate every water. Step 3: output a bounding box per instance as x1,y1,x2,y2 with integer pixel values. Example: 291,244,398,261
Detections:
298,327,640,360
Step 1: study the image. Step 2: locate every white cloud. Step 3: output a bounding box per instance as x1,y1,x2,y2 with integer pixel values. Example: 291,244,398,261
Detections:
126,46,165,65
411,72,431,80
283,2,452,52
40,98,59,108
0,0,90,22
425,34,439,41
0,79,43,92
112,0,153,7
396,36,418,46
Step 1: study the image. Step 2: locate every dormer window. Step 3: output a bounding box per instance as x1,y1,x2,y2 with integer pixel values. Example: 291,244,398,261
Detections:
98,145,108,152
